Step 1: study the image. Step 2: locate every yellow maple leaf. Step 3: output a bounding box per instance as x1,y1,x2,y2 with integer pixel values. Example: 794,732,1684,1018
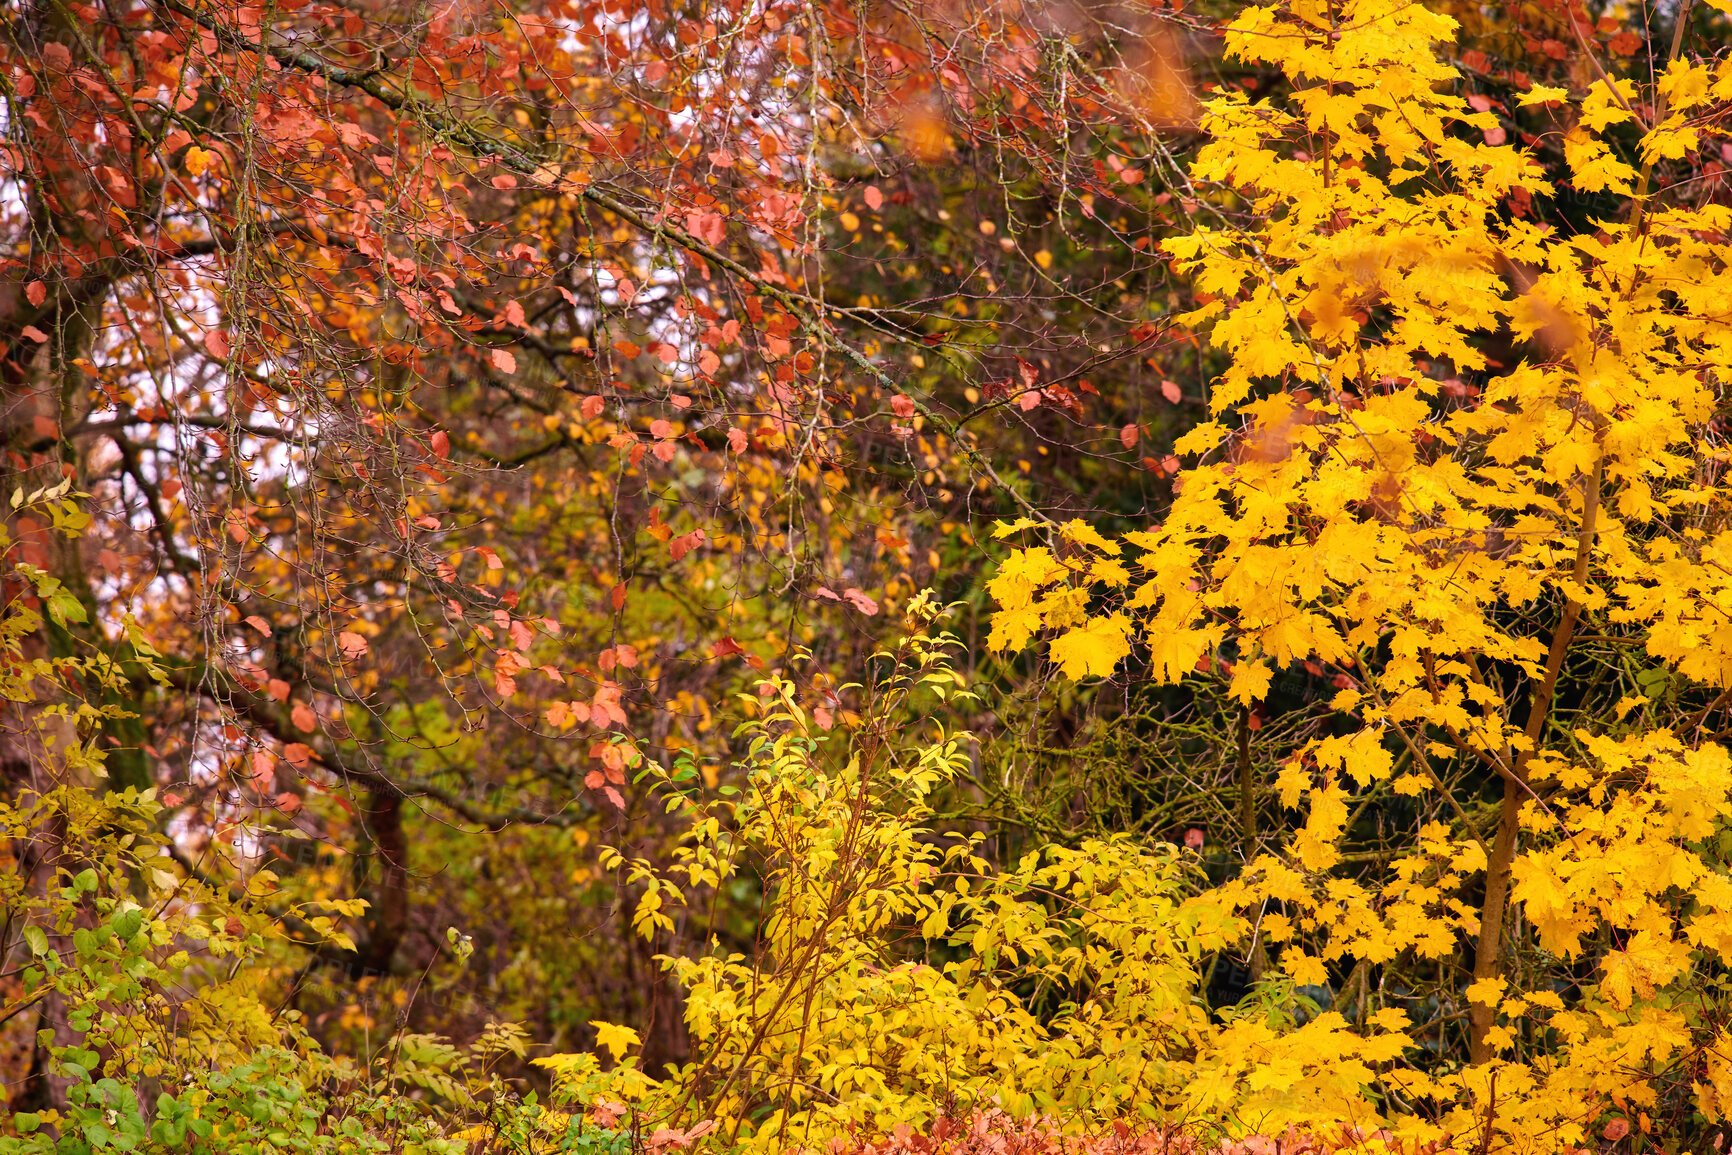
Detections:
1049,615,1131,680
589,1020,640,1061
1228,658,1273,705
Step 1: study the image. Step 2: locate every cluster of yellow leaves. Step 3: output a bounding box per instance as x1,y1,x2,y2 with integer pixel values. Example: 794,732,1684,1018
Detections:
982,0,1732,1146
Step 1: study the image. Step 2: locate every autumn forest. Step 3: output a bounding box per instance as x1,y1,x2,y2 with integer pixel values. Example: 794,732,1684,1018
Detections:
2,0,1732,1150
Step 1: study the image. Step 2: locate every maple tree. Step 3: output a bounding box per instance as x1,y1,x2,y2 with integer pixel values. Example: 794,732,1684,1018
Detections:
4,0,1732,1148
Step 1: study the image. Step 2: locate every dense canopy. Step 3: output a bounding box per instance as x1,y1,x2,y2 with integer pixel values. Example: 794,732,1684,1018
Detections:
4,0,1732,1150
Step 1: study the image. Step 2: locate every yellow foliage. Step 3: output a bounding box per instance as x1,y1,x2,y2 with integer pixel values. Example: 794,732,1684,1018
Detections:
979,0,1732,1147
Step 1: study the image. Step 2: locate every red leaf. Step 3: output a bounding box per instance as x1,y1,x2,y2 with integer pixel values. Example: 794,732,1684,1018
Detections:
430,430,450,459
843,588,878,616
582,395,605,419
21,325,48,343
864,186,883,210
283,742,312,769
1120,424,1140,449
244,615,271,633
25,280,46,306
1161,379,1182,403
292,701,317,731
727,428,747,453
204,329,230,359
490,348,517,374
891,394,916,418
267,678,291,703
337,631,369,659
712,636,743,658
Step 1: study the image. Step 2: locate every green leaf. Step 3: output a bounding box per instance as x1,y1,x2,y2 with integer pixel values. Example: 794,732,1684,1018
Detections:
112,909,143,941
47,589,87,626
